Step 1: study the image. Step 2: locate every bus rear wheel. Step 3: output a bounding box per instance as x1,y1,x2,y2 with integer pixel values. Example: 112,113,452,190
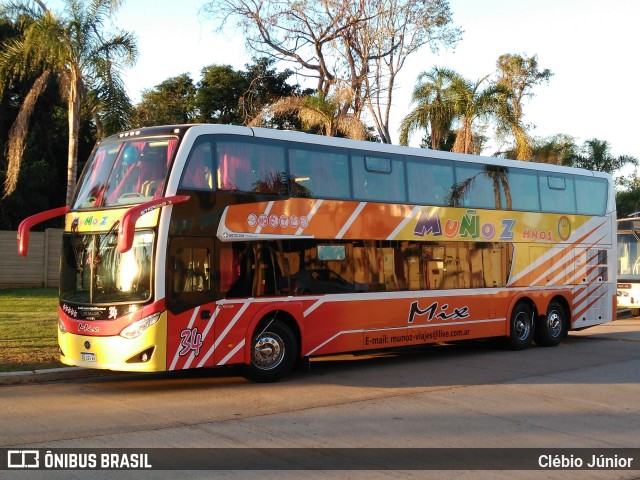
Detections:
507,302,534,350
535,300,567,347
240,319,297,383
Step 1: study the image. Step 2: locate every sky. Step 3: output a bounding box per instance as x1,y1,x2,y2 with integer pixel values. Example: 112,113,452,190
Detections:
45,0,640,169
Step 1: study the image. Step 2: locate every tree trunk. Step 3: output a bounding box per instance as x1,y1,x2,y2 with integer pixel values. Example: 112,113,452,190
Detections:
452,118,473,154
66,76,81,206
3,70,51,198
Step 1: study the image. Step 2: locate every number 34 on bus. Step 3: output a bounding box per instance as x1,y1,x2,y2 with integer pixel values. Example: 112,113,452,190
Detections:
18,124,617,381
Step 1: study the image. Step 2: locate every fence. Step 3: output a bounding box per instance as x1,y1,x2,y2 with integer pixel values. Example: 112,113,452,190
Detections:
0,229,63,288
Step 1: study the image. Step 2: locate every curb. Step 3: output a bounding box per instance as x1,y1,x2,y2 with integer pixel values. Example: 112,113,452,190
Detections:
0,367,115,386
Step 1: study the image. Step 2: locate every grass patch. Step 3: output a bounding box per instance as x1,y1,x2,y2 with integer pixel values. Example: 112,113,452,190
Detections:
0,288,62,372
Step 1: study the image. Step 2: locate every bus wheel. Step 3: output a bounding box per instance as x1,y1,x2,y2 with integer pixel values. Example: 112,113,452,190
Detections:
631,308,640,317
507,302,534,350
240,319,297,383
535,300,567,347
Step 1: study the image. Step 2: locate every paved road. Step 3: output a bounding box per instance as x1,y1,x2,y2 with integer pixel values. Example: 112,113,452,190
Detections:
1,317,640,479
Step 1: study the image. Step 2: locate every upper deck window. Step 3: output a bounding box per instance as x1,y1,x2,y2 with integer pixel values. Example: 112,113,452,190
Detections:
450,164,510,209
502,168,540,211
539,173,576,213
352,154,405,202
575,176,608,215
406,157,454,206
289,147,350,199
73,137,177,209
216,140,286,195
180,137,215,190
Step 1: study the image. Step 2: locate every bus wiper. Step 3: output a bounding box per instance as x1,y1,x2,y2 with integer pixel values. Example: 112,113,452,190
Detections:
70,217,84,273
95,220,121,265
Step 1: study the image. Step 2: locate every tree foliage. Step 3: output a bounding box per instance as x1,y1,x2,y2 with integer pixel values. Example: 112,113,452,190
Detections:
399,66,456,150
617,184,640,218
346,0,461,143
495,53,552,160
402,53,552,160
567,138,638,174
249,86,367,139
0,0,137,204
528,134,577,165
205,0,461,143
132,73,197,127
196,65,245,125
0,15,94,229
401,67,512,154
131,58,304,128
199,58,302,127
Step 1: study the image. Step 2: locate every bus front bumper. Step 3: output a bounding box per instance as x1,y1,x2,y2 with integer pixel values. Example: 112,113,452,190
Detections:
58,313,167,372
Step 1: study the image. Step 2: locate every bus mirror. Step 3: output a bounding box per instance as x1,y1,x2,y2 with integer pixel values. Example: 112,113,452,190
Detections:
117,195,190,253
17,206,70,256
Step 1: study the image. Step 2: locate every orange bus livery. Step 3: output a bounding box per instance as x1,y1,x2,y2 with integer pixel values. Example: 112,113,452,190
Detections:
18,124,617,381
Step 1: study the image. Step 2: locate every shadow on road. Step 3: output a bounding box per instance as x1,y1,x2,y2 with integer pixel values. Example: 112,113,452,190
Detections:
56,317,640,392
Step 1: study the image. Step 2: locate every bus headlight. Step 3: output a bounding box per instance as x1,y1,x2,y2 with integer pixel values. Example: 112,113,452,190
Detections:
119,313,161,339
58,317,67,334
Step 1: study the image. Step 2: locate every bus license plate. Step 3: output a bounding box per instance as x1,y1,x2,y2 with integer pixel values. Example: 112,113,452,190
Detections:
81,352,96,362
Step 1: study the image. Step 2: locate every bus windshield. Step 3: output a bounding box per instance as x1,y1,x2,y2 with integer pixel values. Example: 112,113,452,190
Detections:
72,136,178,209
618,231,640,281
60,230,154,305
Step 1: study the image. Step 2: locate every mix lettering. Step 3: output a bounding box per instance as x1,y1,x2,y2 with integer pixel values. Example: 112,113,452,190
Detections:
407,301,470,324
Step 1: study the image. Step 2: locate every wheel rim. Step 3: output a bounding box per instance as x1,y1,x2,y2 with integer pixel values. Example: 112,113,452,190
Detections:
547,309,563,337
513,311,531,341
251,332,285,371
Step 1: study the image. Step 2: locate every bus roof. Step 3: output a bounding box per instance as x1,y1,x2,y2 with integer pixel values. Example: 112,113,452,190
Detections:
104,124,610,180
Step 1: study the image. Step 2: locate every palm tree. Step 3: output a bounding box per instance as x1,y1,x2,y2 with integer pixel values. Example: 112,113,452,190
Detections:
400,68,511,155
0,0,137,203
495,54,552,161
568,138,638,173
249,85,367,140
446,72,511,155
399,67,456,149
530,134,577,165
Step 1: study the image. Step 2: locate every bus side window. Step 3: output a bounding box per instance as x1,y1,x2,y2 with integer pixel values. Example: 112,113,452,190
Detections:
539,174,576,213
224,243,285,298
181,138,214,190
452,164,499,209
406,158,453,206
289,148,350,198
217,141,286,194
352,154,405,203
226,245,254,298
575,177,607,215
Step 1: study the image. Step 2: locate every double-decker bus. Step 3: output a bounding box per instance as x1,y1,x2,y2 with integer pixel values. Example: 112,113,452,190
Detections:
617,214,640,316
18,124,617,381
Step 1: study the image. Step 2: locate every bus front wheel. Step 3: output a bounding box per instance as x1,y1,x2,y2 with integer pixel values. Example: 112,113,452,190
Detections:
240,319,298,383
535,300,567,347
507,302,534,350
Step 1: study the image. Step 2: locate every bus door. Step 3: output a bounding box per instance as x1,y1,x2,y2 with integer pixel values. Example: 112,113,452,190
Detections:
166,237,215,370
